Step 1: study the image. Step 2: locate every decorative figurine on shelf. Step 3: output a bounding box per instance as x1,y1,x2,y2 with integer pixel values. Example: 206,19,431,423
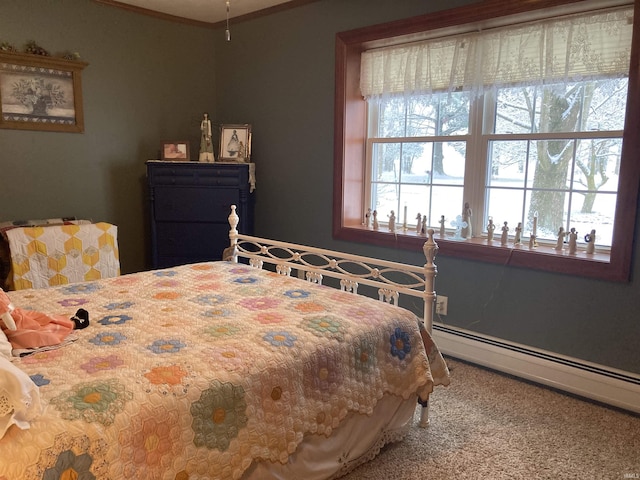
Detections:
402,205,408,232
199,112,215,162
568,227,578,255
529,212,539,249
450,215,468,240
365,208,372,228
416,213,422,233
439,215,445,237
514,222,522,245
451,215,467,240
500,221,509,246
372,210,379,230
421,216,427,236
487,217,495,242
555,227,566,251
388,210,396,232
584,229,596,255
461,202,472,238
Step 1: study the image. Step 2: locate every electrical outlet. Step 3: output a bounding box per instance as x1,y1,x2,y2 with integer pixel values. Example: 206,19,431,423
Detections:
436,295,448,316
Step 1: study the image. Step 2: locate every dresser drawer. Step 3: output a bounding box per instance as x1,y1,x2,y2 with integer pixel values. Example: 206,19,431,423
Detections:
153,186,239,222
154,222,229,258
148,163,247,187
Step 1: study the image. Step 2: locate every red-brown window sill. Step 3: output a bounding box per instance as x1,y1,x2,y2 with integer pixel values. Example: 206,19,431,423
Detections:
335,223,617,281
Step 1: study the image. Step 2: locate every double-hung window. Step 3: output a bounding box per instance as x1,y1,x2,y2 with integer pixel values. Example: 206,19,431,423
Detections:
333,0,640,281
361,7,632,248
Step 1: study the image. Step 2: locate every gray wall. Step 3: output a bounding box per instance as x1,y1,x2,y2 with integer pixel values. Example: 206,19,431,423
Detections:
213,0,640,375
0,0,216,272
1,0,638,374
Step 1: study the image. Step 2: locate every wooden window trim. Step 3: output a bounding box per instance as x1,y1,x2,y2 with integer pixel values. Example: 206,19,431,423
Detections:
333,0,640,282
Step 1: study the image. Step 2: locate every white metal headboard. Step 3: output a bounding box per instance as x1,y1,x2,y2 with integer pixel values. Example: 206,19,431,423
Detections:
227,205,438,333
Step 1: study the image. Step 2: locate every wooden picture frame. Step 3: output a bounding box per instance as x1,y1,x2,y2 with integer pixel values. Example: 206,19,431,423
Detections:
161,141,190,160
219,124,251,162
0,52,88,133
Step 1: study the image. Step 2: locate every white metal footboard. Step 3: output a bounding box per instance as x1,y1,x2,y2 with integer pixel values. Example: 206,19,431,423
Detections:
226,205,438,426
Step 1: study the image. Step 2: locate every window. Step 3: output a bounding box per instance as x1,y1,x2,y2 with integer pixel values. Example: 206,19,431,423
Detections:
366,80,627,247
333,0,640,281
485,82,626,247
366,92,469,237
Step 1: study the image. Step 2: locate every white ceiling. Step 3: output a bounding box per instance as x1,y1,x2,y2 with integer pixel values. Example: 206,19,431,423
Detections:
111,0,294,24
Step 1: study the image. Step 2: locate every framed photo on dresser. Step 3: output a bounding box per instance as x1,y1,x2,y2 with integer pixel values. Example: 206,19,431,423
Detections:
219,124,251,162
161,141,190,160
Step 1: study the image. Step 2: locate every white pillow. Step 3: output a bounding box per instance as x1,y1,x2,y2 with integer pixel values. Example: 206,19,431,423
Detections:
0,355,42,438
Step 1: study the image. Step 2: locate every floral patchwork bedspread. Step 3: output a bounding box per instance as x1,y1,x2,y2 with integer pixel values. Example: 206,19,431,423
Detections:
0,261,450,480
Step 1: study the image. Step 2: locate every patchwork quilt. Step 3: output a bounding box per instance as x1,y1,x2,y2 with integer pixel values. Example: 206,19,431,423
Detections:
0,218,90,290
0,261,449,480
4,222,120,290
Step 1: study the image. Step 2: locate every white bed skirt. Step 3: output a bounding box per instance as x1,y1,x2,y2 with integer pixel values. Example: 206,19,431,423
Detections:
244,393,417,479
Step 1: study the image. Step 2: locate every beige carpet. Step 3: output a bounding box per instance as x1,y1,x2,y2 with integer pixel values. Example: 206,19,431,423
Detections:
341,358,640,480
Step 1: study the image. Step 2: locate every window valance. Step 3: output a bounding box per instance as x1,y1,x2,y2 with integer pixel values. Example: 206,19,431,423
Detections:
360,6,633,98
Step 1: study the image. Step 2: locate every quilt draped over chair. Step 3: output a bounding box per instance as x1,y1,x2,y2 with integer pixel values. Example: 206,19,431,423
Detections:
5,223,120,290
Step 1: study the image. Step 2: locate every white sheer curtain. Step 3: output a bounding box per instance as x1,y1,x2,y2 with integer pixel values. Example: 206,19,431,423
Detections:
360,6,633,98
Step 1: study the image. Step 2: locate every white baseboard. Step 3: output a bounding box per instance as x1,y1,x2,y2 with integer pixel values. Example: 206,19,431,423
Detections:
432,325,640,414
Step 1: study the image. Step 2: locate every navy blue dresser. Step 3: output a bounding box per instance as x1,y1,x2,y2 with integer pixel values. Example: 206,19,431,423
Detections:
147,161,254,269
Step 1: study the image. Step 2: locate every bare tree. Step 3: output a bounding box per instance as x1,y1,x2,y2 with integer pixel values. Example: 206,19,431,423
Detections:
529,84,582,232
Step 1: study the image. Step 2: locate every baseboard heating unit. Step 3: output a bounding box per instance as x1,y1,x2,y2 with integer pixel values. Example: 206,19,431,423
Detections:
432,324,640,414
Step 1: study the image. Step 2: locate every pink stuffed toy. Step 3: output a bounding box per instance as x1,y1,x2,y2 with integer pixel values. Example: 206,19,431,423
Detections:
0,288,89,354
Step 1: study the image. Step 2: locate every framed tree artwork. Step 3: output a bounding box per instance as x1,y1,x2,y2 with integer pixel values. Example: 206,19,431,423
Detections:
0,52,88,133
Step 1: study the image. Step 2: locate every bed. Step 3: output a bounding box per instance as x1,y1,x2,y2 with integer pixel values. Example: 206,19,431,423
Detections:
0,205,450,480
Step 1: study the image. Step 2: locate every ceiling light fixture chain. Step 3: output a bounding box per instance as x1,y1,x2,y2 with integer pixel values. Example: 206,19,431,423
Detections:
225,0,231,41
